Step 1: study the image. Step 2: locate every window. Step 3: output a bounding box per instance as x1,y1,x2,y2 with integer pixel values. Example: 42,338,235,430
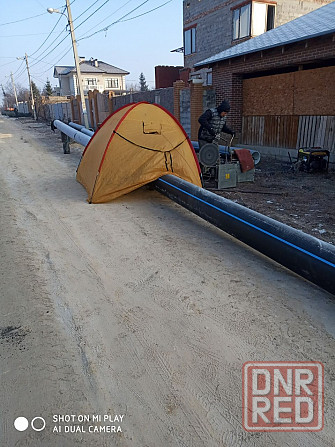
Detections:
233,2,275,40
233,4,251,40
251,2,275,35
184,27,196,55
206,71,212,86
85,78,97,86
105,78,119,88
266,5,275,31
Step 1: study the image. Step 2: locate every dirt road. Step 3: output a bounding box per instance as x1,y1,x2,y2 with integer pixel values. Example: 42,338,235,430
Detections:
0,117,334,447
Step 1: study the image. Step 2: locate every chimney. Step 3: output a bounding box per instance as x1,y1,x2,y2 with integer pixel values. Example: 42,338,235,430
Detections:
94,59,99,68
79,57,85,63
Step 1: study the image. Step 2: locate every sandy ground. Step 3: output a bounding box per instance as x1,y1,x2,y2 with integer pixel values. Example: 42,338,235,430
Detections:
0,117,335,447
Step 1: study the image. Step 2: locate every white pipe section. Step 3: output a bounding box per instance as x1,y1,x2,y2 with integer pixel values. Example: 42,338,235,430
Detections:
53,120,91,147
69,122,94,137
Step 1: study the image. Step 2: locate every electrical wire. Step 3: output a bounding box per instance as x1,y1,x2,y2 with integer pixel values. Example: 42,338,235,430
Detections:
75,0,134,39
0,12,47,27
28,0,110,69
8,0,172,89
118,0,172,23
29,31,70,68
30,43,72,72
77,0,174,41
73,0,110,31
31,74,47,84
72,0,104,23
35,46,73,75
29,6,66,57
0,33,49,37
1,60,18,68
78,0,150,41
14,67,28,82
12,60,25,76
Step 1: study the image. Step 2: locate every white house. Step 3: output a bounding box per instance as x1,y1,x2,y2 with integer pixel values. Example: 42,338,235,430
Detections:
54,57,129,96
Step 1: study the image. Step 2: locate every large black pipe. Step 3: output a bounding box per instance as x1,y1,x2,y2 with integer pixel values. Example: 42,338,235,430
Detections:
154,175,335,295
52,120,335,294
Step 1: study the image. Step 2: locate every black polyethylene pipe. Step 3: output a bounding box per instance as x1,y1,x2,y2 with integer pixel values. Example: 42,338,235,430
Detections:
154,175,335,295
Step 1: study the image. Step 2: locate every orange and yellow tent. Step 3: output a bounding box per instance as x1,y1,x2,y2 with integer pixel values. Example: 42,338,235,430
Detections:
76,102,202,203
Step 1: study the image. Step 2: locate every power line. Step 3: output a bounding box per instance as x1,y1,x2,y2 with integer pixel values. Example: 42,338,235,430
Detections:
119,0,172,23
33,46,73,76
30,43,72,72
78,0,150,41
12,60,25,76
29,31,70,68
25,0,130,71
31,74,47,85
0,33,49,37
27,0,110,69
73,0,110,31
0,12,47,27
29,6,66,57
77,0,174,41
73,0,103,23
75,0,134,39
1,59,18,68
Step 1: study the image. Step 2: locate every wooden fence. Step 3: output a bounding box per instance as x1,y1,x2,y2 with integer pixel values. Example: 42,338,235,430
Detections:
242,115,335,153
297,116,335,151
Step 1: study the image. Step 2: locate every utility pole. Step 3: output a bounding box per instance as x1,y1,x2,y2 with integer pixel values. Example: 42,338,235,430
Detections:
24,53,37,120
10,72,18,107
65,0,89,128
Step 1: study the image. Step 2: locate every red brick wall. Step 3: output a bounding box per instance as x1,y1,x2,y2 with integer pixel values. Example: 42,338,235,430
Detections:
211,34,335,134
155,66,183,89
190,82,204,141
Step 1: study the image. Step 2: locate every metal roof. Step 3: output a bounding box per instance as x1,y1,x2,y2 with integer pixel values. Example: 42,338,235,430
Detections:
54,60,129,77
195,2,335,67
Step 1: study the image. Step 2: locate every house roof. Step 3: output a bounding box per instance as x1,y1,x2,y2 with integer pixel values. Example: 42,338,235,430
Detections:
54,59,129,77
195,2,335,67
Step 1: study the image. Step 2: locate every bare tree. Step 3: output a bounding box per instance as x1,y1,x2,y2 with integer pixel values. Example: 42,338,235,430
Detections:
1,81,30,108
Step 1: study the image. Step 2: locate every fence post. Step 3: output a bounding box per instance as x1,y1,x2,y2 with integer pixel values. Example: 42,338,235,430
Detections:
76,94,82,125
93,90,99,129
88,90,94,129
108,91,114,116
70,96,76,123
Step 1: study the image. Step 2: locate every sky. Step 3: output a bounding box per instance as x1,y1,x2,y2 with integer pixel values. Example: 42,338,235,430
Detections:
0,0,184,101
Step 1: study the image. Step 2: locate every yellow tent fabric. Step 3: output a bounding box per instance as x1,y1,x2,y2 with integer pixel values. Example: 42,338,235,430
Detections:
76,102,202,203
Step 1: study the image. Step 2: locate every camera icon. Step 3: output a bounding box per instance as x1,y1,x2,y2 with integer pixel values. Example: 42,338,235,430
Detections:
14,416,46,432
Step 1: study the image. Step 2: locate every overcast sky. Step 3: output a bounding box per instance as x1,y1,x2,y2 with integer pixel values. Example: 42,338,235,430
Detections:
0,0,183,99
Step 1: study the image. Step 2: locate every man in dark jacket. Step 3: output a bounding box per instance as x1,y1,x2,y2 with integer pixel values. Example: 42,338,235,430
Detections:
198,100,235,149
